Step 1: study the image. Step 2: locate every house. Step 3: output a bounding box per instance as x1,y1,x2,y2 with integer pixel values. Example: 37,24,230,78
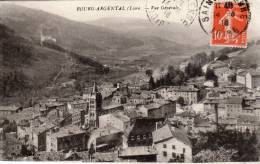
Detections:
174,111,196,129
41,102,69,119
214,66,230,80
46,125,87,152
253,102,260,117
17,119,30,140
71,110,86,127
67,100,88,127
118,146,157,162
236,70,247,85
67,100,88,113
223,70,236,83
0,128,3,140
138,100,176,119
128,94,148,105
95,131,124,152
218,118,238,131
0,105,20,117
246,71,260,89
193,119,215,133
155,86,199,105
191,103,205,114
5,132,22,157
99,111,130,132
179,61,189,72
87,126,123,151
203,80,215,88
224,97,243,118
203,99,220,115
29,121,56,151
237,115,260,132
127,118,164,147
112,95,127,105
152,124,192,162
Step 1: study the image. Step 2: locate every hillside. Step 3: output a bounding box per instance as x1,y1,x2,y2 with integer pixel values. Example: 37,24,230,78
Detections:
0,4,144,52
230,42,260,68
0,22,113,106
89,17,209,46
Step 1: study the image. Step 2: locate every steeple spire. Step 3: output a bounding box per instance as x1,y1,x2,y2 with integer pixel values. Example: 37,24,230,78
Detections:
92,82,98,93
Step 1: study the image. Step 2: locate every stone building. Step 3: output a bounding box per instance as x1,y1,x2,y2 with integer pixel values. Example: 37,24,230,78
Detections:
46,125,87,152
83,82,102,128
138,99,176,119
155,86,199,105
152,124,192,162
99,111,130,131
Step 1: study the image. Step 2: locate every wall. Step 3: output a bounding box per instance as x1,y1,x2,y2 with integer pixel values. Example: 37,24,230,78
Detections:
154,138,192,162
237,75,246,85
148,103,176,119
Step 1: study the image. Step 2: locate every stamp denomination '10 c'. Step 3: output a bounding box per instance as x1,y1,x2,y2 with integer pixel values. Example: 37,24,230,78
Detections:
211,1,249,48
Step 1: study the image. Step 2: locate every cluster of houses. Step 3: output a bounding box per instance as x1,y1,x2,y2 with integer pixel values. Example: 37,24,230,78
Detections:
201,60,260,90
1,58,260,162
0,80,201,162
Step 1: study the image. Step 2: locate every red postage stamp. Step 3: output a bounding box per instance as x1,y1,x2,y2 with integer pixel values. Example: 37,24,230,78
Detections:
211,1,249,48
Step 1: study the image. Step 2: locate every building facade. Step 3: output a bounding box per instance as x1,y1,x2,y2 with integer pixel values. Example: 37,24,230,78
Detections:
83,82,102,129
46,126,87,152
155,86,199,105
246,71,260,89
152,124,192,162
99,112,130,131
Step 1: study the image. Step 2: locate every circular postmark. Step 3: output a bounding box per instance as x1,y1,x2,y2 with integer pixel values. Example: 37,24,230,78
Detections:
198,0,251,37
145,0,198,26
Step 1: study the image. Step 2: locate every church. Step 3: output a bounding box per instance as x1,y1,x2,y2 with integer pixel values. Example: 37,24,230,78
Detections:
83,82,103,129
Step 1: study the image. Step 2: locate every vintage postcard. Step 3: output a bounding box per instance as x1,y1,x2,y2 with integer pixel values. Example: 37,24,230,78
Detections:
0,0,260,162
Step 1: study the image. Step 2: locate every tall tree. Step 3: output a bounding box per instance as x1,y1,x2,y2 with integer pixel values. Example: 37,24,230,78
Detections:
149,76,156,90
145,69,153,77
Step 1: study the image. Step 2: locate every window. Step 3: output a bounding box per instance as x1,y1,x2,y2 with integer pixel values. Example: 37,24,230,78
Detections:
163,151,167,157
172,145,175,149
172,152,176,158
183,148,185,153
163,144,167,148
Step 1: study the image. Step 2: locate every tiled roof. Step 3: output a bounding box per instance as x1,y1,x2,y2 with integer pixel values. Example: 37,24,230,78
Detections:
237,70,247,76
224,97,243,104
238,114,258,123
194,118,211,127
0,105,19,111
119,146,157,157
152,124,191,146
94,152,119,162
130,93,141,99
154,86,199,92
143,103,161,110
50,125,85,138
112,112,130,122
249,70,260,77
129,118,164,135
103,104,123,110
32,122,56,134
175,111,196,118
219,118,237,125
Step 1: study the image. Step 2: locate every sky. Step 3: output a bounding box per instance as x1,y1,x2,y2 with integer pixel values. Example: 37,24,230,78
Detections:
1,0,260,36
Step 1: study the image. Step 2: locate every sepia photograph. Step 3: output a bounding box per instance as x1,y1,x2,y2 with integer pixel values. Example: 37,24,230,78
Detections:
0,0,260,162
